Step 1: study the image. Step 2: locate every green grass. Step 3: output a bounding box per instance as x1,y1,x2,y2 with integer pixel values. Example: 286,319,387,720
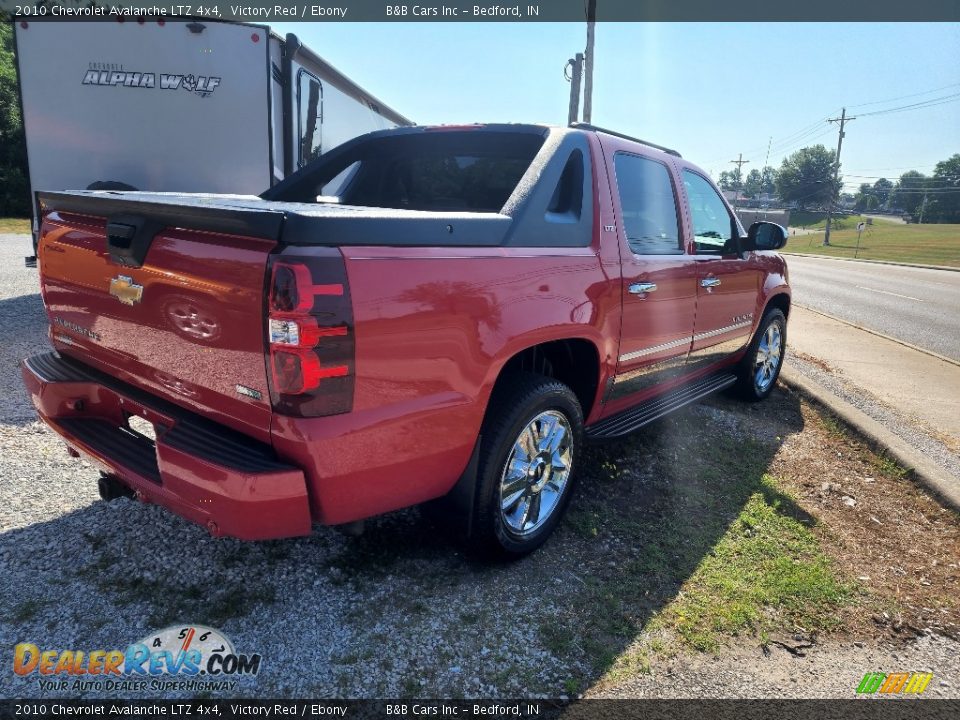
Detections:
784,221,960,267
788,211,896,230
549,432,855,683
871,453,910,482
0,217,31,234
651,474,852,652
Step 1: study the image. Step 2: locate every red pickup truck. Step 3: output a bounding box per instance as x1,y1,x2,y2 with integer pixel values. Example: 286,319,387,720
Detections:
21,123,790,556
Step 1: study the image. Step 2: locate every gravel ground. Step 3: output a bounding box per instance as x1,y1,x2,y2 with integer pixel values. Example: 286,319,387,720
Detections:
1,232,958,700
784,353,960,480
0,235,43,426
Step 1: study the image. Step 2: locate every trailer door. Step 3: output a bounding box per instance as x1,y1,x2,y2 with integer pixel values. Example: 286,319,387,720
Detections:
15,20,272,203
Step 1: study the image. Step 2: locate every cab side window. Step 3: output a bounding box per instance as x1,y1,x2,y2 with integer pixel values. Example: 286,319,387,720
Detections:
614,153,682,255
682,170,738,255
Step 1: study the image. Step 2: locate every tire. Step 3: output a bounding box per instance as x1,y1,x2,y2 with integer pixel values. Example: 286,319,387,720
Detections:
735,308,787,401
97,472,133,501
469,373,583,558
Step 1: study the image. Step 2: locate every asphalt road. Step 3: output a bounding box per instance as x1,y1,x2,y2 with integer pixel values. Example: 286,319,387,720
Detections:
785,254,960,362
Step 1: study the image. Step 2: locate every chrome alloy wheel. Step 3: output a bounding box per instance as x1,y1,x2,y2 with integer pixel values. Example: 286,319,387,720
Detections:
499,410,574,537
754,322,783,393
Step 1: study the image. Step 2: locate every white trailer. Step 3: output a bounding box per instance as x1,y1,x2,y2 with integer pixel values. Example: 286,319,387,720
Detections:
14,19,412,256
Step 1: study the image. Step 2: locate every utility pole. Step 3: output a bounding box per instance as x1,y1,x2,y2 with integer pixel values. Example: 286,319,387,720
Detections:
583,0,597,123
730,154,749,212
823,107,855,246
918,190,928,224
761,137,772,219
566,53,583,126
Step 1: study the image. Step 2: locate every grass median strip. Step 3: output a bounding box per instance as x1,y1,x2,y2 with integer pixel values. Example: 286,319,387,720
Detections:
0,218,31,234
783,219,960,267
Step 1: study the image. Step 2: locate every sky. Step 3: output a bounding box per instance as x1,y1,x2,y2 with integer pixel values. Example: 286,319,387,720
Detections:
273,21,960,191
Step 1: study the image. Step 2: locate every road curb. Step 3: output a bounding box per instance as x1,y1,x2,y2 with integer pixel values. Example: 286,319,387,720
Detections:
778,367,960,514
781,252,960,273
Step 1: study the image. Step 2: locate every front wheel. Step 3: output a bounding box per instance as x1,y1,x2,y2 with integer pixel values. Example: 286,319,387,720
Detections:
735,308,787,401
470,374,583,558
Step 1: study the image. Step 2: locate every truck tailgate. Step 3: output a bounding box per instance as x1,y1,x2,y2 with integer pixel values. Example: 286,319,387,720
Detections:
36,191,284,442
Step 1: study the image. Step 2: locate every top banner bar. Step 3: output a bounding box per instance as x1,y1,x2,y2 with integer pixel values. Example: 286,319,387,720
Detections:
2,0,960,22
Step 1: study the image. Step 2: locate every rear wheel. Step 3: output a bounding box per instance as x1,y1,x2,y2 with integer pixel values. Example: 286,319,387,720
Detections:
735,308,786,401
470,374,582,558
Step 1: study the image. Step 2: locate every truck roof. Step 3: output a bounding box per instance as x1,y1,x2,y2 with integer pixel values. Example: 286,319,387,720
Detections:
409,122,682,158
568,122,682,158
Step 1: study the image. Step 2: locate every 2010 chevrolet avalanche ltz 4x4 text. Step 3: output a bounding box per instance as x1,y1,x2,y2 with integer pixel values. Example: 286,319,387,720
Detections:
21,123,790,556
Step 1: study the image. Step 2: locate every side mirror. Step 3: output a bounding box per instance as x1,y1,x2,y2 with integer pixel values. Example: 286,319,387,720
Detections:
744,221,788,251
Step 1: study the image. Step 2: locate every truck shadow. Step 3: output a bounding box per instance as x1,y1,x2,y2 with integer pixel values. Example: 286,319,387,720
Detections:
0,388,807,698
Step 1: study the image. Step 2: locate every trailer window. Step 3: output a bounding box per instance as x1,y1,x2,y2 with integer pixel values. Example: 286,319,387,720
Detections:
298,70,323,168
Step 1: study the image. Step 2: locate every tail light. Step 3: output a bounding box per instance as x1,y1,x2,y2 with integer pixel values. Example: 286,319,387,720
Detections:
265,248,354,417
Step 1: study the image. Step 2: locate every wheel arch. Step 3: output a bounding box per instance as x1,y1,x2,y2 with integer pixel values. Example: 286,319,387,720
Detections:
490,337,602,422
427,337,601,543
763,290,791,320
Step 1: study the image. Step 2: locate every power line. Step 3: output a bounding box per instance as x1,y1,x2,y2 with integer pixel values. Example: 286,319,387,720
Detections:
855,92,960,118
705,81,959,174
846,81,960,110
769,128,837,157
845,166,940,173
844,173,951,180
764,124,835,155
881,188,960,194
700,112,838,167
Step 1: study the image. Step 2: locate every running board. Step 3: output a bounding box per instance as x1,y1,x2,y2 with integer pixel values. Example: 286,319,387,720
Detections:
587,372,737,440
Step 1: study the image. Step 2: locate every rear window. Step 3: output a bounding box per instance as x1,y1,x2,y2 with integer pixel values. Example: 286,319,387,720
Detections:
270,130,546,213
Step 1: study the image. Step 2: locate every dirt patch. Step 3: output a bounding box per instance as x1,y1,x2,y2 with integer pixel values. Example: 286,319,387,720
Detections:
769,387,960,641
790,350,836,375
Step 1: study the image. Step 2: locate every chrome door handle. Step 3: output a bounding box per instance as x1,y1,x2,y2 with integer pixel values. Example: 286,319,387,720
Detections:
628,282,658,295
700,277,721,288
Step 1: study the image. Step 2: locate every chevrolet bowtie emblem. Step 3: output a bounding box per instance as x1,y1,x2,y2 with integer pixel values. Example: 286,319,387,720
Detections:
109,275,144,306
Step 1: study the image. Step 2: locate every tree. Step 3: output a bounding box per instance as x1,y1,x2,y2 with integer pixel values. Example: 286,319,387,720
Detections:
760,165,778,197
925,154,960,223
742,168,763,199
891,170,927,215
0,22,29,217
717,170,739,191
871,178,893,208
775,145,841,209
